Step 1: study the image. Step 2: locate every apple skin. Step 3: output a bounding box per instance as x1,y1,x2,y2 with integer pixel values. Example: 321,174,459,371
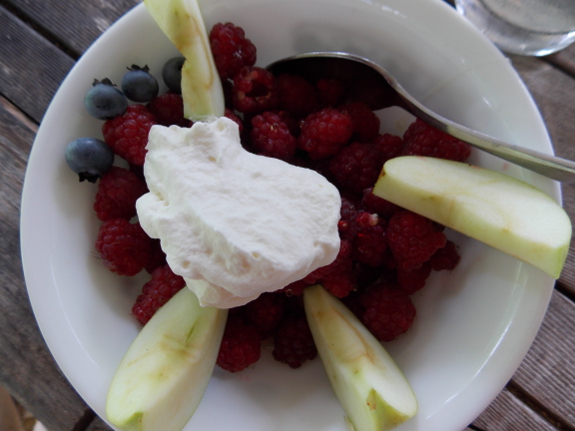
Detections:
304,284,418,431
373,156,572,279
106,288,228,431
143,0,225,121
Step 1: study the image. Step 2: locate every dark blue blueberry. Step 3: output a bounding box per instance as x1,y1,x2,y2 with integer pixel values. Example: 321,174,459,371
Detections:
162,57,185,94
121,65,159,102
85,78,128,120
65,137,114,182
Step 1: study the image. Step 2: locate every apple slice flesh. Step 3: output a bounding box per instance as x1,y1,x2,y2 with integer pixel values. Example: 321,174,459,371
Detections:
106,288,228,431
373,156,572,278
143,0,224,121
304,284,418,431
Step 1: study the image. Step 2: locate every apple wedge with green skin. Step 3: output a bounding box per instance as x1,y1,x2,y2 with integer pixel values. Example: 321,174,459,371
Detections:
143,0,225,121
106,288,228,431
304,284,418,431
373,156,572,279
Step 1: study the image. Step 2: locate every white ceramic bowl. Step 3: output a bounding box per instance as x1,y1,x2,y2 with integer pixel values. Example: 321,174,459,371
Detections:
21,1,558,430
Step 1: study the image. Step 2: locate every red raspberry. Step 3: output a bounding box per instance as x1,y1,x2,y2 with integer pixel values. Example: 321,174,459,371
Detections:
279,279,308,297
210,22,257,80
318,257,356,298
303,239,352,284
316,78,346,107
224,108,244,134
102,104,156,166
93,166,147,221
132,265,186,325
352,212,387,267
276,74,319,118
147,93,191,127
217,318,261,373
359,283,416,342
338,196,360,242
242,292,286,339
272,315,317,368
145,239,167,274
95,219,153,276
232,66,279,114
430,240,461,271
402,118,472,162
386,210,447,270
338,102,380,142
250,111,297,160
329,142,384,194
374,133,404,163
298,108,353,159
397,262,432,295
361,188,401,219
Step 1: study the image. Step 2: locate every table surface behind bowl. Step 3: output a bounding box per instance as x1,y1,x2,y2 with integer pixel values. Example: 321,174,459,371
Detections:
1,1,575,430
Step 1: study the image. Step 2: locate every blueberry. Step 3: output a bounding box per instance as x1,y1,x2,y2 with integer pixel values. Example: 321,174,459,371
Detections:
85,78,128,120
121,65,159,102
65,137,114,182
162,57,185,94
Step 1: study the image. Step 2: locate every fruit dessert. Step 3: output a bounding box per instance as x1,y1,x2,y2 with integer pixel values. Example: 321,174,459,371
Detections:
64,0,571,430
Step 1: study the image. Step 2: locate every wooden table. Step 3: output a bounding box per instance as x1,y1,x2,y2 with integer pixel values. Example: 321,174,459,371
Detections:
1,1,574,430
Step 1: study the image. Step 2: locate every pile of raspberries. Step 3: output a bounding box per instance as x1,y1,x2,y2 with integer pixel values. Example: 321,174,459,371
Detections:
89,22,470,373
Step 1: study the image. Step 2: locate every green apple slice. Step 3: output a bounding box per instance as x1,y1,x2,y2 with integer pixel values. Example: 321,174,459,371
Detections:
143,0,225,121
106,288,228,431
304,284,418,431
373,156,572,278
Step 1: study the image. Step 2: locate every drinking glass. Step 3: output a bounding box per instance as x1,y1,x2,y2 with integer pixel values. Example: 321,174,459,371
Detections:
455,0,575,56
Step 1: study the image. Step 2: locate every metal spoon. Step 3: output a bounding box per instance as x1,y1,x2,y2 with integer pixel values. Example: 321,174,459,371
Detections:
267,52,575,183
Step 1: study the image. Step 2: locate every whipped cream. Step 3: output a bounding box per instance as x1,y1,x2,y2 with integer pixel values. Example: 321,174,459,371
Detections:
136,117,341,308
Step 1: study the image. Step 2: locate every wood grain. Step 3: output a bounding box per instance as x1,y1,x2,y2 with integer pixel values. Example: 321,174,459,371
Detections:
0,94,92,430
0,5,74,123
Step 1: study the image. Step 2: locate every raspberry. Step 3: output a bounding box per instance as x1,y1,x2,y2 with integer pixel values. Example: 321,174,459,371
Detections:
303,239,353,284
430,240,461,271
209,22,257,80
318,257,356,298
373,133,404,163
338,196,360,242
272,315,317,368
329,142,384,194
147,93,191,127
402,118,472,162
224,108,244,134
276,74,319,118
145,239,167,274
242,292,286,339
386,210,447,270
102,104,156,165
352,212,387,267
232,66,279,114
250,111,297,160
316,78,346,107
338,102,380,142
279,279,308,297
360,188,400,219
397,262,432,295
95,219,153,276
93,166,147,221
298,108,353,159
132,265,186,325
217,318,261,372
359,283,416,342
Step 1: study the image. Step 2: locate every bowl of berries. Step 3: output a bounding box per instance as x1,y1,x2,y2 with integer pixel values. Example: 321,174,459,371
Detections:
20,0,566,430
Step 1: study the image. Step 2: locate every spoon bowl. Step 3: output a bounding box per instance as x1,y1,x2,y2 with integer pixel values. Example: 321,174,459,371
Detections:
267,52,575,183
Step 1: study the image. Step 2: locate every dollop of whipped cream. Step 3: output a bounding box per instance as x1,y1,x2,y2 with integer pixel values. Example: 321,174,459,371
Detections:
136,117,341,308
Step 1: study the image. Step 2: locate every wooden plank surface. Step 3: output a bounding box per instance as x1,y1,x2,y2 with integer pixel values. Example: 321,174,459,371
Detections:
0,1,574,431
